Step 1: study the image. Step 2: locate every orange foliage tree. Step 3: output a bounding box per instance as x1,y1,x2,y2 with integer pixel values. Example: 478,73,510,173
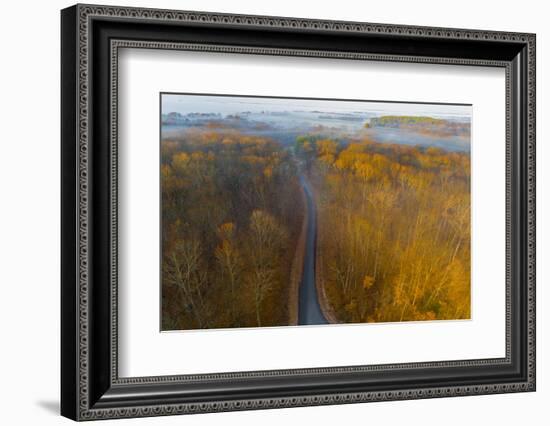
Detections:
298,137,471,323
161,130,302,330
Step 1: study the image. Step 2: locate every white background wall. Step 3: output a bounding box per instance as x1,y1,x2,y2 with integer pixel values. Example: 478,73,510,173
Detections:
0,0,547,424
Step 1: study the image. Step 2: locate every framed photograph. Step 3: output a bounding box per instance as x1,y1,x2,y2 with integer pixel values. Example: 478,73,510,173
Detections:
61,4,536,421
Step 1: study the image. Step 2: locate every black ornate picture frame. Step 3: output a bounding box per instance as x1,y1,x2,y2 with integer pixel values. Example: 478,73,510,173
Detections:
61,4,536,421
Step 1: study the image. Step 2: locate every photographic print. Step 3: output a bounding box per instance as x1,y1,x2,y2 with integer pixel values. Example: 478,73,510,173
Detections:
160,93,471,331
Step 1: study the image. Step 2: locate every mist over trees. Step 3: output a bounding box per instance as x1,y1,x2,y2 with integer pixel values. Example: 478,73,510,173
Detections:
161,107,471,330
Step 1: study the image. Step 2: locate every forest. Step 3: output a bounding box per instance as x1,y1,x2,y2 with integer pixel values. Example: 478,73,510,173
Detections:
161,129,304,330
160,96,471,330
295,135,471,323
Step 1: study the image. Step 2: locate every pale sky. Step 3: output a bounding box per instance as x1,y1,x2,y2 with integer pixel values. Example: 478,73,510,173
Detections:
161,93,471,120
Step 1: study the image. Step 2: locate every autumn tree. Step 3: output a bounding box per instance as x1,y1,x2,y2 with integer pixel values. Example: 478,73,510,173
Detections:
299,136,471,323
215,222,241,324
248,210,288,326
161,129,302,330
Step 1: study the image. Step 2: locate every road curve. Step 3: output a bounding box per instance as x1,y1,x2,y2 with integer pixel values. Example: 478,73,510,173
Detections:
298,176,329,325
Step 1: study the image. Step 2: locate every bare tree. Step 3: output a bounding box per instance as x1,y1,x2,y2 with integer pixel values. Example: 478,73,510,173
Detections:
164,239,209,328
215,223,241,323
248,210,287,326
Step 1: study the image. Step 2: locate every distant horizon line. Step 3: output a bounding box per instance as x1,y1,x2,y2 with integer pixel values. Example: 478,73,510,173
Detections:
160,110,471,119
160,91,472,107
161,92,472,120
